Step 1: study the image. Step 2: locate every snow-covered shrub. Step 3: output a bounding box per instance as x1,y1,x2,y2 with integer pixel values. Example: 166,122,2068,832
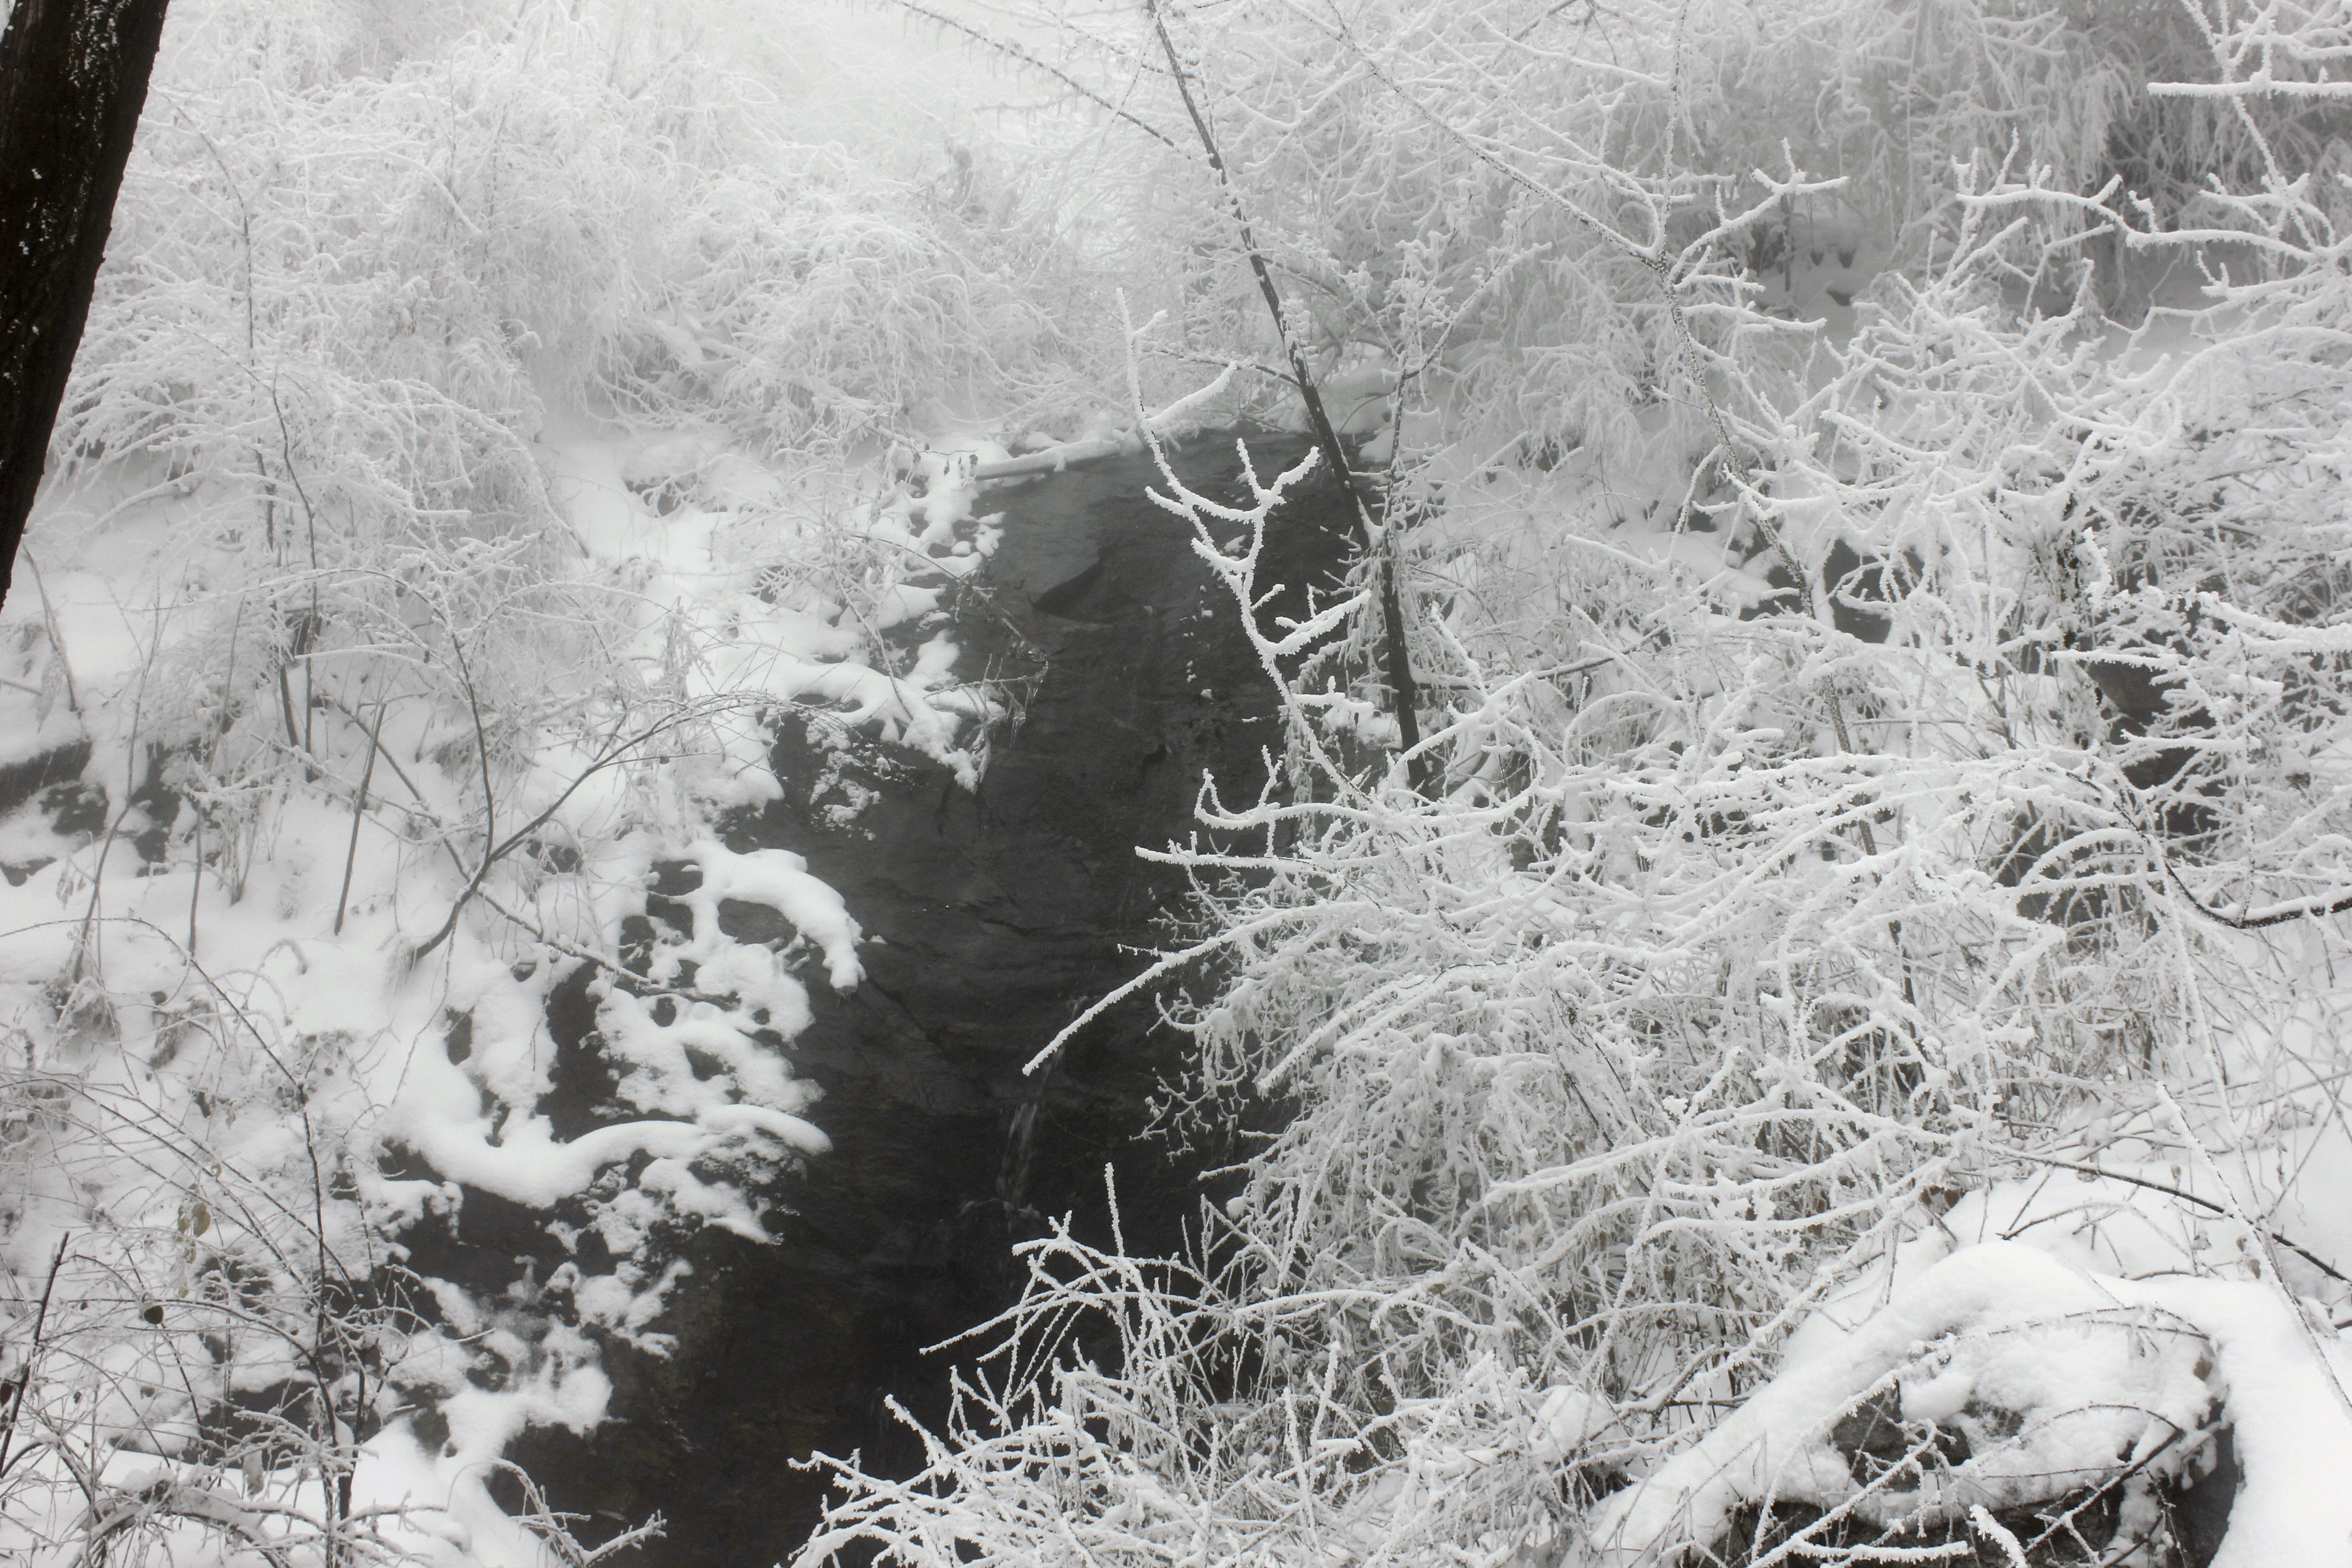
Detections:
0,980,588,1568
1046,0,2259,457
796,3,2352,1565
0,2,1099,1562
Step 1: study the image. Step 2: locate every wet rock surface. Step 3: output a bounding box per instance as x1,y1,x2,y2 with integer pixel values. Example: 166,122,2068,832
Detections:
509,433,1351,1566
1711,1386,2233,1567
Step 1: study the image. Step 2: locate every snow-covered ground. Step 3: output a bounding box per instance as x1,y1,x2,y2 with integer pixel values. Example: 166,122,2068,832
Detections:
0,383,1030,1560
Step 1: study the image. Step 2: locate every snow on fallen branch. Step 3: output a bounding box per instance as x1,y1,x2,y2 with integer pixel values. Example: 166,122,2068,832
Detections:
968,364,1239,481
1578,1240,2352,1567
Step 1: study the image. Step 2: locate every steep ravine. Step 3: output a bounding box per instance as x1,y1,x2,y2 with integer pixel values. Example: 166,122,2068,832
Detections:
508,433,1352,1566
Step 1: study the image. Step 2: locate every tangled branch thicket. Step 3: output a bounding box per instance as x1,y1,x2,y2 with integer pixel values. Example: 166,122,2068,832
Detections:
1,2,1115,1562
801,0,2352,1563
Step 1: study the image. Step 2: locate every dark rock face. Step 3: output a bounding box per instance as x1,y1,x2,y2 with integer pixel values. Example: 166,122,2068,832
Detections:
509,434,1351,1566
1712,1386,2232,1567
0,735,91,819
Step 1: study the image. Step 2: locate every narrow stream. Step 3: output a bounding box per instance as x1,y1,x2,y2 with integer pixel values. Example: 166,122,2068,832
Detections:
505,433,1351,1565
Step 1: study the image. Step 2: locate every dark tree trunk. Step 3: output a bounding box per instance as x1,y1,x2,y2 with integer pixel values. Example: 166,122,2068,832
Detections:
0,0,171,612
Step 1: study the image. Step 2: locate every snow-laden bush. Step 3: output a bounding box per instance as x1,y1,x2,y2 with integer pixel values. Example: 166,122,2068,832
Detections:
1040,0,2293,463
796,2,2352,1564
0,3,1101,1562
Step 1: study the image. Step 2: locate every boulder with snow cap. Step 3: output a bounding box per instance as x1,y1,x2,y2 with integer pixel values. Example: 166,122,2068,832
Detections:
1574,1242,2352,1567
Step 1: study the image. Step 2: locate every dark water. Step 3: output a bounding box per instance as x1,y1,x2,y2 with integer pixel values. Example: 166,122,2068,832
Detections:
504,433,1352,1566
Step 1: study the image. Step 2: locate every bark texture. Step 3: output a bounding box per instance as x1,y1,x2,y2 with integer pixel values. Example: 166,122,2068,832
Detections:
0,0,171,610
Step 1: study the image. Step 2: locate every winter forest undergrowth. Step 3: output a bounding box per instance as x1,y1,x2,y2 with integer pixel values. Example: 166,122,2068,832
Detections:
6,0,2352,1564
